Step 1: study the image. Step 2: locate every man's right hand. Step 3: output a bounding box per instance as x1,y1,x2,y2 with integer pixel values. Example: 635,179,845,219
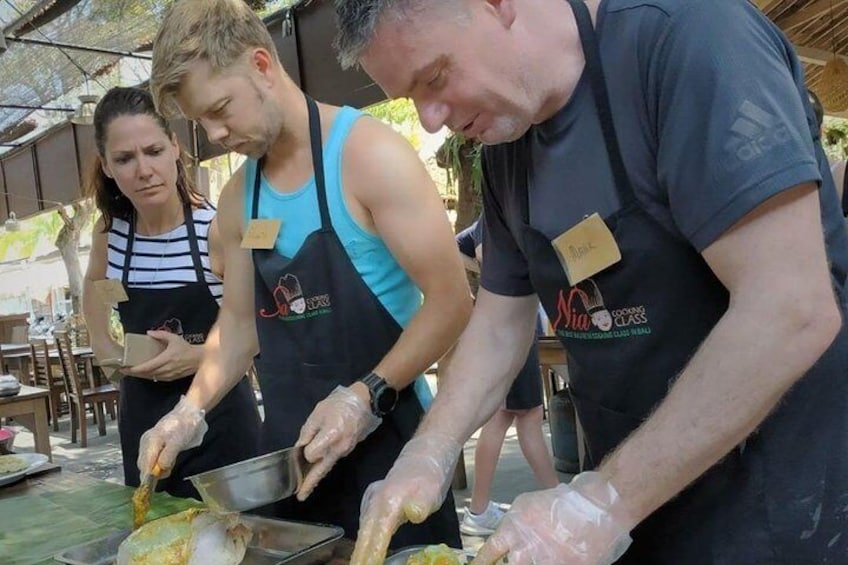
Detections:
137,395,208,480
349,433,463,565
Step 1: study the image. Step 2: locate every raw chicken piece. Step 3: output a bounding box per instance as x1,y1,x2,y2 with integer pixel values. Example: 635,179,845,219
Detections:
117,508,252,565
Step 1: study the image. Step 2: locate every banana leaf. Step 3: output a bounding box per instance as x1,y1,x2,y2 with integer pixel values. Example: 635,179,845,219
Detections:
0,481,201,565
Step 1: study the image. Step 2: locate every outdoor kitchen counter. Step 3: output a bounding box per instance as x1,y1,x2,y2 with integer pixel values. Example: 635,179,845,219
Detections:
0,468,355,564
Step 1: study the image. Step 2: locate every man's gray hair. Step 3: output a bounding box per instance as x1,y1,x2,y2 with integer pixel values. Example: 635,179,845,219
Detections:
333,0,452,69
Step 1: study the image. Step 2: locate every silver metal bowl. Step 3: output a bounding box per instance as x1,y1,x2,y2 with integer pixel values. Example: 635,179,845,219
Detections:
187,446,306,513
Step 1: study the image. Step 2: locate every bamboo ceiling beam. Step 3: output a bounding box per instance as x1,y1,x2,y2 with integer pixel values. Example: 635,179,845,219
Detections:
777,0,848,32
753,0,780,12
795,44,848,65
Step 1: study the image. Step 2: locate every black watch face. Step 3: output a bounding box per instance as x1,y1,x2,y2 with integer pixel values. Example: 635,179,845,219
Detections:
375,387,399,415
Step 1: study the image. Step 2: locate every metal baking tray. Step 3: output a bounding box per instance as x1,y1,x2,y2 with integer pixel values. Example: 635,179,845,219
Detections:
53,514,344,565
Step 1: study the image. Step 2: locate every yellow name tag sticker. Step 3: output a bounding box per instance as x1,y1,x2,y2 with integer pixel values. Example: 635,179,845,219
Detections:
241,219,282,250
93,279,129,304
551,213,622,286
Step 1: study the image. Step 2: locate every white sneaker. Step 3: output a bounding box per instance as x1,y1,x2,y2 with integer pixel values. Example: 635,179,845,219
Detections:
460,501,505,536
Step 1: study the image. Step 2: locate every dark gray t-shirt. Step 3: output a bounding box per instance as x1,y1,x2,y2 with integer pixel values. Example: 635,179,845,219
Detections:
481,0,848,297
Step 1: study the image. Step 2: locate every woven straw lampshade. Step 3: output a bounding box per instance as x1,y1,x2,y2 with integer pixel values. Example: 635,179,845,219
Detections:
819,57,848,113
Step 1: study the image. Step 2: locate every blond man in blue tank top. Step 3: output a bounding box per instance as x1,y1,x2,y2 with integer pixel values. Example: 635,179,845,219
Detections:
135,0,471,550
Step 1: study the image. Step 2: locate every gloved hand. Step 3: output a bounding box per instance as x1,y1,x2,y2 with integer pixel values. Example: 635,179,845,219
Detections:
296,385,381,500
123,330,202,382
472,472,633,565
349,432,462,565
137,395,208,481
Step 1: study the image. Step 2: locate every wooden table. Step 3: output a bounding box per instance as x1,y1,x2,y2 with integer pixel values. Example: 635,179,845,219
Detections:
1,343,31,356
2,344,93,359
537,336,567,365
0,464,77,500
537,337,567,414
4,345,95,384
0,385,52,461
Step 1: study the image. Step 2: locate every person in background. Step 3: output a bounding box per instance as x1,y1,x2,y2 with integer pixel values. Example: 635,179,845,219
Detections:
455,215,560,537
135,0,469,548
814,89,848,216
335,0,848,563
82,86,261,498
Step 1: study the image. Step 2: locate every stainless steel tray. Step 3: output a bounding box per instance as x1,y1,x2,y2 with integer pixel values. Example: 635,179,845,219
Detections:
53,514,343,565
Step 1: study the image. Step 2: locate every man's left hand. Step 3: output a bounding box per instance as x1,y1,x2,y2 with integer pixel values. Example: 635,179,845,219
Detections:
472,472,633,565
296,385,381,500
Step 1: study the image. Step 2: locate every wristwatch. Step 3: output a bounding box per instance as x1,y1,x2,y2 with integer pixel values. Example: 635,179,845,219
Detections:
358,372,398,417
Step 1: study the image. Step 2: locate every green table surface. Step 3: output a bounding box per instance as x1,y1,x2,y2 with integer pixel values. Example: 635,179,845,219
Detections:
0,468,202,565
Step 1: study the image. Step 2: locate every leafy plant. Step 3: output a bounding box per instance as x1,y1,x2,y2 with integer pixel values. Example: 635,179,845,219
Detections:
437,133,483,194
823,118,848,160
365,98,422,150
366,98,421,125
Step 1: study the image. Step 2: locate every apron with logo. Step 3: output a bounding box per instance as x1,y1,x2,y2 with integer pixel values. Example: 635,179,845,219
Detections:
250,95,461,547
508,1,848,561
117,201,261,498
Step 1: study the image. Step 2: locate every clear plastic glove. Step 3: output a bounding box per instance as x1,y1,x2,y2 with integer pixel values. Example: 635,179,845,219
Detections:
123,330,201,382
349,432,462,565
137,395,208,480
295,385,381,500
472,472,633,565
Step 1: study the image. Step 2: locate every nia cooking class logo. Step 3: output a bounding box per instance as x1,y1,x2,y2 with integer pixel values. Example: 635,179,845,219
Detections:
552,279,652,340
260,273,332,321
153,318,206,344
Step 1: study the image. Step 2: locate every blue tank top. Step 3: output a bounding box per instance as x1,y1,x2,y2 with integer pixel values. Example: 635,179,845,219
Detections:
243,106,432,408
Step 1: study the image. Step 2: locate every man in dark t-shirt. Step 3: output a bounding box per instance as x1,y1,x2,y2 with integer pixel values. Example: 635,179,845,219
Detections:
336,0,848,563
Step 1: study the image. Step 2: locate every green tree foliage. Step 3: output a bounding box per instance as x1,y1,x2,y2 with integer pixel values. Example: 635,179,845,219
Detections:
366,98,420,124
0,209,66,262
365,98,422,150
437,134,482,232
823,117,848,161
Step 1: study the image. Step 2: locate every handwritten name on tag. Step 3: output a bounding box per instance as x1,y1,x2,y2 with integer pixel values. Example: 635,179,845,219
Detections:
551,213,621,285
93,279,129,304
241,219,282,250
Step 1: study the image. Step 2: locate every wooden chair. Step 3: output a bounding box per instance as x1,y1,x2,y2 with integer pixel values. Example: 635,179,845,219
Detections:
73,321,91,348
29,339,67,432
54,331,120,447
10,325,28,344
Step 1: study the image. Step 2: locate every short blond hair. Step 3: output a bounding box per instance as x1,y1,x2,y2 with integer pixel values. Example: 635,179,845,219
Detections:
151,0,279,117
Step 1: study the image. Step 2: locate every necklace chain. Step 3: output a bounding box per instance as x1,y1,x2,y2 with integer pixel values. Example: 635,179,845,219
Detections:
132,208,184,285
151,231,174,284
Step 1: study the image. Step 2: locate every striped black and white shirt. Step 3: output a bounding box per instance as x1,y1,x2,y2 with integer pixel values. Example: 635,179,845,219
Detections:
106,206,223,304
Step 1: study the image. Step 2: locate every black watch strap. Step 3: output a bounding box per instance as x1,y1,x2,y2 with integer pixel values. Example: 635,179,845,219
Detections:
359,372,398,417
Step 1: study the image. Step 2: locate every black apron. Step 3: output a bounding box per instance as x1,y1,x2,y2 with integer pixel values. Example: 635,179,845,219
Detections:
511,2,848,562
117,202,260,499
250,96,461,547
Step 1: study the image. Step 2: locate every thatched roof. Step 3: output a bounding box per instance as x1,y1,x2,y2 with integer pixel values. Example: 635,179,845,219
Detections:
757,0,848,115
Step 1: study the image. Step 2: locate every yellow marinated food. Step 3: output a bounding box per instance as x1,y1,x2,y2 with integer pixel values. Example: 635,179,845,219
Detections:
405,544,464,565
116,508,252,565
0,454,27,474
131,481,154,530
132,462,162,530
